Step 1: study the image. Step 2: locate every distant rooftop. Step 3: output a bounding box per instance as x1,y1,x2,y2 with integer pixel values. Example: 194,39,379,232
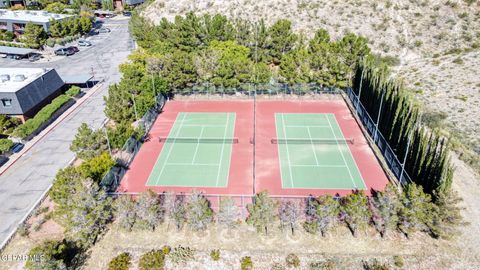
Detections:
0,46,36,55
0,10,72,23
0,68,51,93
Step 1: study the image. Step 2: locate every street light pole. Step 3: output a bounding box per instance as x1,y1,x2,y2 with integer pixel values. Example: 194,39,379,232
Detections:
131,92,138,121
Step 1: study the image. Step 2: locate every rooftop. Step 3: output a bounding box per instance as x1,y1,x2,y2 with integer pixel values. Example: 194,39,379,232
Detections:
0,10,72,23
0,46,37,55
0,68,51,93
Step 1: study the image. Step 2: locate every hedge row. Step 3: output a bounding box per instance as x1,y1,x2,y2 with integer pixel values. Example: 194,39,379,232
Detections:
0,138,13,154
12,95,71,139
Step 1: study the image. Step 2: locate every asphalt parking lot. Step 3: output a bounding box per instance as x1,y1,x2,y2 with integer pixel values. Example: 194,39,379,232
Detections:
0,16,135,248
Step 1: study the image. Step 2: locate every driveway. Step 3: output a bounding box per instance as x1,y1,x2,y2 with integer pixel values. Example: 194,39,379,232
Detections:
0,17,134,248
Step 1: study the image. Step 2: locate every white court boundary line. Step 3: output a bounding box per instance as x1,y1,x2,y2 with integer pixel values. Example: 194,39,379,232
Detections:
326,114,358,189
330,114,367,189
215,113,231,187
281,114,295,188
191,126,204,164
153,112,187,186
307,127,320,165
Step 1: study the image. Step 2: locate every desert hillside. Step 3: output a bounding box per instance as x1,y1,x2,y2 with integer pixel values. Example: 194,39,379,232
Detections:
143,0,480,158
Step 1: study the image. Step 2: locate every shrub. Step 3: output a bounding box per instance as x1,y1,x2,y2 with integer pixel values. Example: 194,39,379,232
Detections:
107,252,131,270
139,250,165,270
393,255,404,267
271,262,286,270
25,240,70,270
65,86,81,97
0,138,13,154
162,245,171,255
169,246,195,265
309,260,336,270
12,94,71,138
46,38,56,47
286,253,300,268
17,223,30,237
210,249,220,261
241,256,253,270
362,259,390,270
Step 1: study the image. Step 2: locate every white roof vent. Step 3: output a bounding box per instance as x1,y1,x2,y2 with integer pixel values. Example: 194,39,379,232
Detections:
13,74,26,82
0,74,10,82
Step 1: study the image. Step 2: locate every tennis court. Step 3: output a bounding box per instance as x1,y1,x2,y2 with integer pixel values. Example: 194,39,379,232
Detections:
275,113,366,190
146,112,236,188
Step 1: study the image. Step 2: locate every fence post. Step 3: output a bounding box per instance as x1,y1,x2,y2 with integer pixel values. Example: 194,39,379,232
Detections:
374,92,385,142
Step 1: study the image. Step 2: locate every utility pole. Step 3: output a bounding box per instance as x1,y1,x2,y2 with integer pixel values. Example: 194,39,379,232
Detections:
131,92,138,121
374,91,385,142
102,119,113,157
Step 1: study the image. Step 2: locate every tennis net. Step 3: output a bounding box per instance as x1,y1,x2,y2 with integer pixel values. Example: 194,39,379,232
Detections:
271,138,354,144
159,137,239,144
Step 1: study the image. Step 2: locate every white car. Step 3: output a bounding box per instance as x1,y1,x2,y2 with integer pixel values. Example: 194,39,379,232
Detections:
0,53,6,58
78,40,92,47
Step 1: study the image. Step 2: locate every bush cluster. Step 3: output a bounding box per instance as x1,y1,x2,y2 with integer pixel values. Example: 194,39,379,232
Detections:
0,138,13,154
139,249,165,270
168,246,195,265
107,252,131,270
12,94,71,139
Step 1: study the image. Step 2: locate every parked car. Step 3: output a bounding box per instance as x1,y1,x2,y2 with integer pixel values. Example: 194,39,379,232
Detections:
123,11,132,16
0,53,6,58
68,46,79,53
88,29,99,35
78,40,92,47
28,54,41,62
0,156,9,167
98,28,111,33
11,143,24,153
54,48,74,56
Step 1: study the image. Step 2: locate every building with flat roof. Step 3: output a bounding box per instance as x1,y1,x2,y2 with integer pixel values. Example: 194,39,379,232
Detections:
0,10,72,34
0,68,64,122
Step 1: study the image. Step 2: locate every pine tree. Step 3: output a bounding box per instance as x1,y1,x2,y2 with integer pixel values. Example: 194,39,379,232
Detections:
172,195,187,231
135,190,163,231
371,184,401,237
115,195,137,231
70,123,108,160
397,184,435,237
56,179,113,248
278,200,301,235
429,190,464,239
186,192,214,231
341,191,371,237
217,197,240,229
246,192,276,235
315,195,340,236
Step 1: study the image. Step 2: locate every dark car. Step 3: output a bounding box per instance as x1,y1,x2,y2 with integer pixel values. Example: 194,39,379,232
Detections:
0,156,9,167
54,48,74,56
11,142,24,153
68,46,79,53
123,11,132,16
28,53,41,62
88,29,99,36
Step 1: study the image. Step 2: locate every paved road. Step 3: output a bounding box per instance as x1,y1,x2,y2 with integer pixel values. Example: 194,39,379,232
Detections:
0,17,134,247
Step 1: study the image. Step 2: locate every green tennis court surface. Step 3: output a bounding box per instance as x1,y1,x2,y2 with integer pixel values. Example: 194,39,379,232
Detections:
275,113,366,190
147,112,236,187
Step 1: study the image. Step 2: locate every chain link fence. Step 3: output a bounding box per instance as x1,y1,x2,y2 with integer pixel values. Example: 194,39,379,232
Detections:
100,93,167,191
346,88,412,185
